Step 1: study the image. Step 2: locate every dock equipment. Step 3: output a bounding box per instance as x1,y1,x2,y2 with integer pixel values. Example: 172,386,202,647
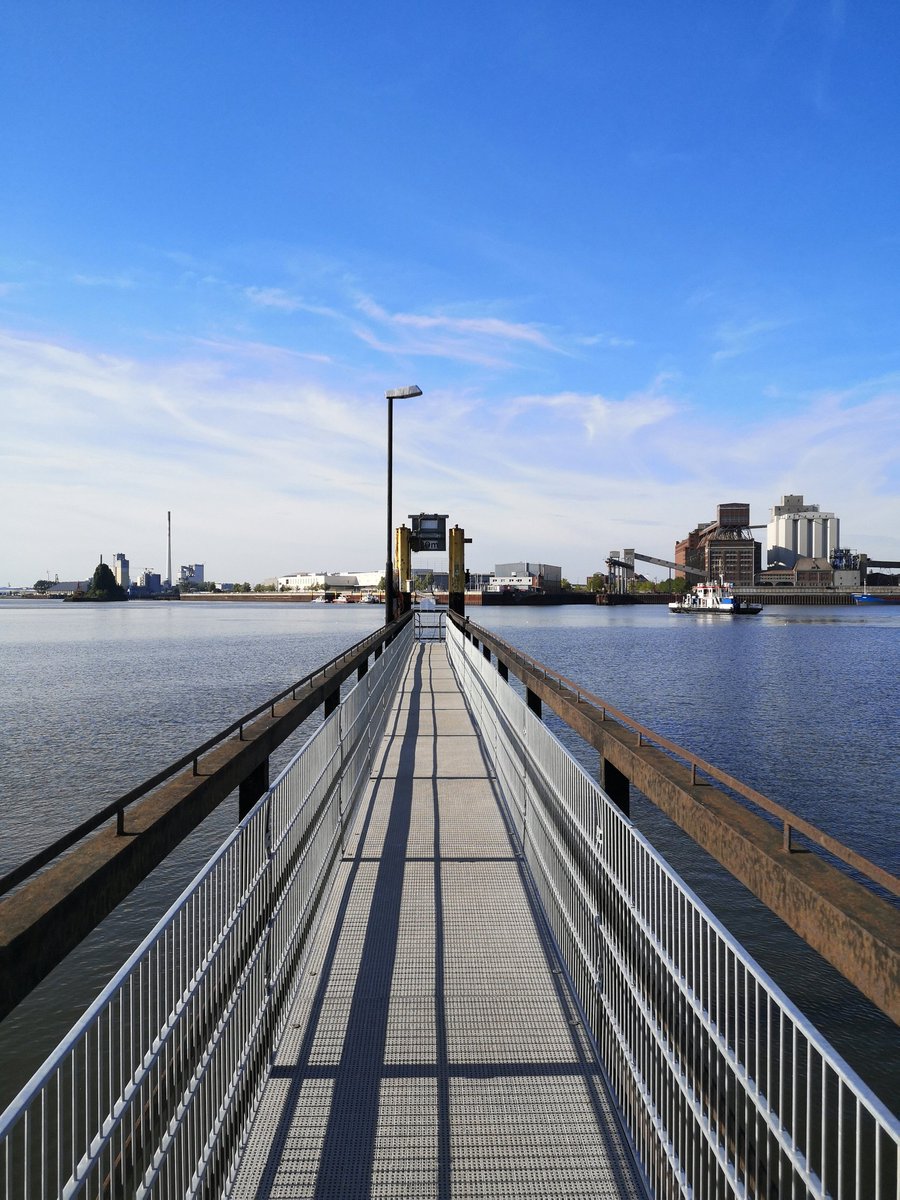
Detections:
1,613,897,1198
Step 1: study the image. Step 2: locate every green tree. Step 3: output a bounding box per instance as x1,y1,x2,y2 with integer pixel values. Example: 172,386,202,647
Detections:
585,573,606,593
560,578,572,591
86,562,127,601
33,579,53,594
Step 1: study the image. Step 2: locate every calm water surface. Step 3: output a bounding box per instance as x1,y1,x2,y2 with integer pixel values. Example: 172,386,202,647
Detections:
0,599,897,1112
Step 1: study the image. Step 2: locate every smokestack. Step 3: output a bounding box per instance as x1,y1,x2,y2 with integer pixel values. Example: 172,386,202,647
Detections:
166,511,172,588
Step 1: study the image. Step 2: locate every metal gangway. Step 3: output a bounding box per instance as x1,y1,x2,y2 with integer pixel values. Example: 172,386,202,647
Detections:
1,615,897,1198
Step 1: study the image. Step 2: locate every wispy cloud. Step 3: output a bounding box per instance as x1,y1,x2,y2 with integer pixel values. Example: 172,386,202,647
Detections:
711,316,791,362
1,329,897,583
243,286,302,311
190,335,332,365
72,273,136,289
504,379,679,441
387,309,550,347
240,285,346,330
351,295,556,365
0,329,391,579
577,331,636,350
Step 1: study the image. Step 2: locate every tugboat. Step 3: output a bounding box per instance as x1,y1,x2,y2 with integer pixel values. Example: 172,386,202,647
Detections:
669,579,763,615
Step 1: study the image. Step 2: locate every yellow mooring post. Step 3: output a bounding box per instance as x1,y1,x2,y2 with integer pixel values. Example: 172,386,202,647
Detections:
449,524,465,616
395,524,412,617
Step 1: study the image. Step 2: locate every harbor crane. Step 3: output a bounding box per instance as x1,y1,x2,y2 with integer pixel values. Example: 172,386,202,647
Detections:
606,549,706,594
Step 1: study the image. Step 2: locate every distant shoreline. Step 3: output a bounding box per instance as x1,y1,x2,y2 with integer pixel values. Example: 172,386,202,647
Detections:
6,589,897,607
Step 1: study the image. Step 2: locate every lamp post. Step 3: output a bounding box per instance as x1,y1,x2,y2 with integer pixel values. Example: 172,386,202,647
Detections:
385,385,422,625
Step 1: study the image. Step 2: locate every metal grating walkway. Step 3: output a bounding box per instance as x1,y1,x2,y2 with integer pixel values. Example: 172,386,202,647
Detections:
230,643,643,1199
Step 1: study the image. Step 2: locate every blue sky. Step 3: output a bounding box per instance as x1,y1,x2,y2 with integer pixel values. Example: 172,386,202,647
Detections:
2,1,898,585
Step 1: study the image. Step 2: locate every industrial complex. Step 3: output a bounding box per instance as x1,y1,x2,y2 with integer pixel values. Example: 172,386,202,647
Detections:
606,494,897,597
11,492,899,601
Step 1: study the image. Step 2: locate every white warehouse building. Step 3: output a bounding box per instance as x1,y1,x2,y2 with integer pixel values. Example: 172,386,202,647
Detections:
767,495,839,568
277,570,383,592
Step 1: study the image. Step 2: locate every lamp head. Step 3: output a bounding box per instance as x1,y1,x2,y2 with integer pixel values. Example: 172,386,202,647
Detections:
385,385,423,400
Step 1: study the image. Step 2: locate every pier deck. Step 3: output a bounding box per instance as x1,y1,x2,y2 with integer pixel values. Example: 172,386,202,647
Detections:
230,642,641,1199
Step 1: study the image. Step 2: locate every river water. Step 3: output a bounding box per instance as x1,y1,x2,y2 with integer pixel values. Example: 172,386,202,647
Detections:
0,598,897,1115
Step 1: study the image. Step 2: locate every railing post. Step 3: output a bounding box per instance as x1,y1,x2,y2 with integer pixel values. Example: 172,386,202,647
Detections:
357,657,369,680
324,688,340,718
526,688,542,718
239,758,269,821
449,524,466,616
601,758,630,816
498,660,509,682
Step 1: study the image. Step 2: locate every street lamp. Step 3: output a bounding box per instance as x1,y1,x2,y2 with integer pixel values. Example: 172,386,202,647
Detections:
385,385,423,624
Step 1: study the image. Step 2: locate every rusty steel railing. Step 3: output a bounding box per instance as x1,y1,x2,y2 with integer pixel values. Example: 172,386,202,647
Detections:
0,618,409,900
453,614,898,899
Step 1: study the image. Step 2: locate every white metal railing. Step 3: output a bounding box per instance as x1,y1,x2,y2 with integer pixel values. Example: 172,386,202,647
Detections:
413,605,447,641
447,618,900,1200
0,621,413,1200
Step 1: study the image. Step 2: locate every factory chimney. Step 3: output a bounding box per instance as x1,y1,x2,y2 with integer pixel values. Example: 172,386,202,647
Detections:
166,511,172,589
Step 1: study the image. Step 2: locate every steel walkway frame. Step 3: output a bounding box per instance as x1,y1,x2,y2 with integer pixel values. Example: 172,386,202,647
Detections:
2,614,897,1198
229,641,643,1199
447,617,900,1200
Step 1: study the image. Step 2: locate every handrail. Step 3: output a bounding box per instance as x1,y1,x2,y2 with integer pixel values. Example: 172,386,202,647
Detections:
0,616,411,899
452,613,900,899
0,619,416,1199
446,617,899,1198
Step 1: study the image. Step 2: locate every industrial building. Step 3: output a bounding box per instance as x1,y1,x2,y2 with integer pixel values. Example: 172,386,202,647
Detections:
180,563,204,587
130,569,163,597
767,495,840,567
490,562,562,594
45,580,90,596
754,495,851,588
277,570,383,593
414,571,493,592
758,558,833,587
675,504,760,586
113,553,130,591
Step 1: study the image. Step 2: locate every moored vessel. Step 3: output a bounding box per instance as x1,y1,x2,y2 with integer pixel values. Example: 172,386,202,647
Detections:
669,579,763,615
851,592,900,605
